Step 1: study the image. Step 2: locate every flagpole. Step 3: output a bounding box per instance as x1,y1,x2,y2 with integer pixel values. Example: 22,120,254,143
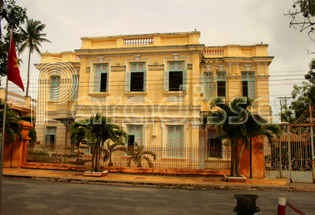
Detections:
0,27,13,215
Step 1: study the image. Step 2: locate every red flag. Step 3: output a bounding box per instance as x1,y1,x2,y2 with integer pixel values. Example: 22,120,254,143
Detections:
7,36,24,91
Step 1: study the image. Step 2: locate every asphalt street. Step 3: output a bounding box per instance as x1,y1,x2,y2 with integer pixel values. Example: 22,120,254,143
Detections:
2,178,315,215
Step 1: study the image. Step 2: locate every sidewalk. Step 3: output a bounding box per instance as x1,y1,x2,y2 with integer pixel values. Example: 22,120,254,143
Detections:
3,168,302,191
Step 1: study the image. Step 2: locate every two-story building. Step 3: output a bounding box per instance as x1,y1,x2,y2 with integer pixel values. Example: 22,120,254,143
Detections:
35,31,273,169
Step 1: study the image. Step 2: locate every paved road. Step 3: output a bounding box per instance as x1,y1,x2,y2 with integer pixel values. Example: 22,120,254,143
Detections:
2,178,315,215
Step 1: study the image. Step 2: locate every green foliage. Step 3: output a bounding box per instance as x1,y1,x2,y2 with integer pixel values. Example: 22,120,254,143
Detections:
204,97,279,177
20,115,35,123
127,143,157,168
281,59,315,122
70,114,127,172
0,0,27,76
19,19,50,55
295,0,315,18
19,19,50,96
286,0,315,42
103,142,126,166
0,99,21,142
28,128,36,145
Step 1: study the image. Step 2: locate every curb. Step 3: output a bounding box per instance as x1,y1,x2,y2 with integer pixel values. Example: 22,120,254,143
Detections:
3,173,290,191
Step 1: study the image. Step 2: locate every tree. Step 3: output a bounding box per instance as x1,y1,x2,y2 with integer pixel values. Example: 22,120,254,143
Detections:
70,122,86,162
281,60,315,122
127,143,157,168
285,0,315,42
70,114,126,172
0,99,21,143
204,97,279,177
19,19,50,97
103,141,126,167
0,0,27,76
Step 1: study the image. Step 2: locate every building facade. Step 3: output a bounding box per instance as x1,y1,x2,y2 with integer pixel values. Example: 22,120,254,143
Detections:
35,31,273,168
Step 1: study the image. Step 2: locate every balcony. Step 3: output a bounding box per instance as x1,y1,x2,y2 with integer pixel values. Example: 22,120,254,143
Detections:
204,47,225,57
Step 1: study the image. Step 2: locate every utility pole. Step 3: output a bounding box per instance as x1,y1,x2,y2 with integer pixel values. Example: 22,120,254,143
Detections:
278,97,291,122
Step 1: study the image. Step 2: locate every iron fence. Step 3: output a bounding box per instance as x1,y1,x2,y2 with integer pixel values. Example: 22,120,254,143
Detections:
26,145,231,170
265,126,314,172
26,145,85,165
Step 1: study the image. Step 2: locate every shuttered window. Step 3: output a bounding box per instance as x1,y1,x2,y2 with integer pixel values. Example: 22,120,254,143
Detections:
93,63,108,92
49,76,60,100
216,72,226,98
45,126,56,145
71,75,79,100
126,62,146,92
127,125,143,147
203,72,214,100
167,125,184,158
164,61,187,92
242,72,255,99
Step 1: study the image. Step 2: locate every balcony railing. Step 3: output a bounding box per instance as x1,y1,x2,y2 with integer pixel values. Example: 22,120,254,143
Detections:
204,47,225,57
124,38,153,46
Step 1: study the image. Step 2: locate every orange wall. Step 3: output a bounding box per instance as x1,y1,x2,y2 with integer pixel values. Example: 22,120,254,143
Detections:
240,137,264,179
3,120,33,168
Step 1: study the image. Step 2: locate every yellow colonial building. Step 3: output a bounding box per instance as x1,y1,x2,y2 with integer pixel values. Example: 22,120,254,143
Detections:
35,31,273,169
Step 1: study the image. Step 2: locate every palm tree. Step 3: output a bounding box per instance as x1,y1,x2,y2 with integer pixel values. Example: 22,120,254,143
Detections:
205,97,279,177
127,143,157,168
70,114,126,172
19,19,50,97
70,123,86,162
103,141,126,166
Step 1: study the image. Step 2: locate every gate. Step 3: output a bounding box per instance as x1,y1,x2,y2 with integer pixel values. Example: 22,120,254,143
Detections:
265,124,315,183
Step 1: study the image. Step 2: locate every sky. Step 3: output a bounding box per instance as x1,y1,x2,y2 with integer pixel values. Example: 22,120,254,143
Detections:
7,0,315,122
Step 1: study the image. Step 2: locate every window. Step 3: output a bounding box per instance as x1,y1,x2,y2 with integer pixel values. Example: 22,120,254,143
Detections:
207,129,222,158
93,63,108,92
203,72,214,100
126,62,146,92
45,126,56,149
242,72,255,99
167,125,184,158
164,61,187,91
49,76,60,100
71,75,79,100
216,72,226,97
127,125,143,149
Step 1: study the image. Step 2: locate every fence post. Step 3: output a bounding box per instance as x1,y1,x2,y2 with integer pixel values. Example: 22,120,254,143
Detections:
309,104,315,182
277,196,286,215
287,125,292,180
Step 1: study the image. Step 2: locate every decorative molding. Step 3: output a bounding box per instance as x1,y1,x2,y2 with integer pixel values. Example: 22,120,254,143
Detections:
166,96,184,103
85,67,90,73
154,54,158,64
172,53,179,60
127,96,145,103
255,75,270,78
125,57,150,71
205,65,211,72
187,64,193,70
227,75,241,79
134,55,140,61
148,64,164,71
163,56,190,66
98,56,104,63
191,123,199,129
111,65,126,72
218,65,224,71
257,64,261,75
117,55,121,65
